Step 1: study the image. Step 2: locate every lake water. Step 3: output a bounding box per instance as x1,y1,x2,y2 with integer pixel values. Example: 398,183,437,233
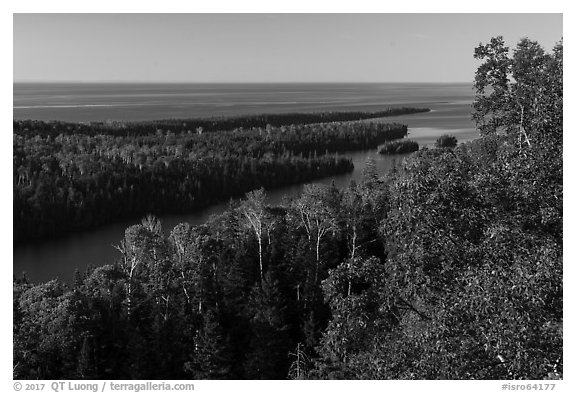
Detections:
13,83,478,283
14,82,475,123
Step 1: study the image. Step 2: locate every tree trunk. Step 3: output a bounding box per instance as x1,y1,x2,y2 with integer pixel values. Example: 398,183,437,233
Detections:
258,236,263,283
127,260,136,319
348,228,357,297
315,236,321,284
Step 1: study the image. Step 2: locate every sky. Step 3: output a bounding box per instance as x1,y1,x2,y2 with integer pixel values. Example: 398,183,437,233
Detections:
13,13,563,84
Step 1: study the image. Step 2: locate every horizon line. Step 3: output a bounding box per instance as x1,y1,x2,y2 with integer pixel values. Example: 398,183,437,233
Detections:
14,80,474,85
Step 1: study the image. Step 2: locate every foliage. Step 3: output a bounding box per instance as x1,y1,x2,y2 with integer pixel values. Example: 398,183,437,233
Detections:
378,139,419,155
472,36,562,149
435,134,458,148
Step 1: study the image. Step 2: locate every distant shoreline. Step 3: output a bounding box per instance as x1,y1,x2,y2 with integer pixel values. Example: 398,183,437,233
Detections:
13,107,430,137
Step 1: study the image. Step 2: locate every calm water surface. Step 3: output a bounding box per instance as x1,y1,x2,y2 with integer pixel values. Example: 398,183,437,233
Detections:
14,82,474,122
13,83,478,283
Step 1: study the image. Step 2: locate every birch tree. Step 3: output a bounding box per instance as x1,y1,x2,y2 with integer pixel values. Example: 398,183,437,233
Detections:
240,188,268,283
294,184,339,285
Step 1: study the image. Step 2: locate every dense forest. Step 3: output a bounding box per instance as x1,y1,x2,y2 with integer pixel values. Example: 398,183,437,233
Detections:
13,107,429,137
379,139,419,154
14,120,410,243
13,37,562,380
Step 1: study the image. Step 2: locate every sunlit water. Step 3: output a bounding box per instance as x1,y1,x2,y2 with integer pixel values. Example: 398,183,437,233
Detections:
13,83,478,283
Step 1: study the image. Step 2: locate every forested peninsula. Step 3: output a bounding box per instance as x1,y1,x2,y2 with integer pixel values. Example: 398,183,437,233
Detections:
14,117,412,243
13,37,562,380
13,107,429,137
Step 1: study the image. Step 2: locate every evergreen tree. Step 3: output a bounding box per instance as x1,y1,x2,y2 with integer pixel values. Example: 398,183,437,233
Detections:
185,310,233,379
